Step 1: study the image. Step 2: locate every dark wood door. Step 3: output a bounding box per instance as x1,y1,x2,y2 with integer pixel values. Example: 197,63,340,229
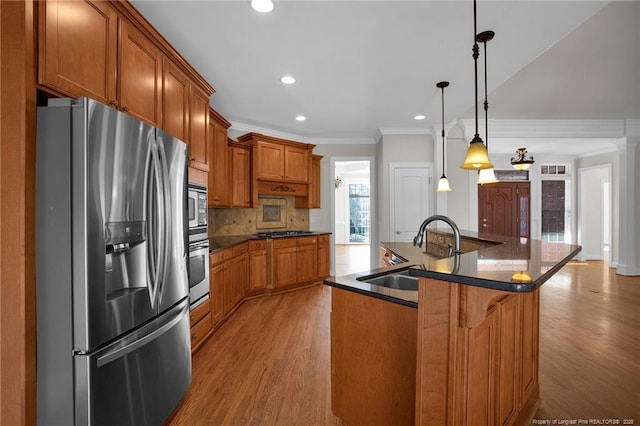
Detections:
479,182,530,238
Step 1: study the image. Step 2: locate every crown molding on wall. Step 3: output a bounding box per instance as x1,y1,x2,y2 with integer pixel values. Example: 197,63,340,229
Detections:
377,127,431,136
458,118,629,142
228,121,376,145
624,119,640,138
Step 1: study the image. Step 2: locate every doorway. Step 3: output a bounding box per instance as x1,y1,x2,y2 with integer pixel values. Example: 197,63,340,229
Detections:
478,181,531,238
577,165,612,262
333,160,372,275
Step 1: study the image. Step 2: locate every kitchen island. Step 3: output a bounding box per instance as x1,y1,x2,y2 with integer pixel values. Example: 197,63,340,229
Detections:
325,230,581,426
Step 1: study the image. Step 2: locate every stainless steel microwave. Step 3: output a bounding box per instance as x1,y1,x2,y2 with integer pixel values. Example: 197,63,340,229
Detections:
188,184,207,242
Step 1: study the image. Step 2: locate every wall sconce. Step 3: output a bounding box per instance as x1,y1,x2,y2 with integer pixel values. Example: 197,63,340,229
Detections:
511,148,535,170
334,175,344,189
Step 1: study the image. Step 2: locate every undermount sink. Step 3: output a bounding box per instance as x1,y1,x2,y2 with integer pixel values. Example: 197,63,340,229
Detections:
356,270,419,291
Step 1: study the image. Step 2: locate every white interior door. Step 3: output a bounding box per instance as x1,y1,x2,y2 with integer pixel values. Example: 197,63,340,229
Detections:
391,165,431,242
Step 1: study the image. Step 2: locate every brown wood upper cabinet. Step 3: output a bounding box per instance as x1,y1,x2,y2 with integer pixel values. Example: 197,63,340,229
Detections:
296,154,323,209
38,0,213,162
237,133,314,184
163,59,211,172
230,142,252,208
208,109,232,207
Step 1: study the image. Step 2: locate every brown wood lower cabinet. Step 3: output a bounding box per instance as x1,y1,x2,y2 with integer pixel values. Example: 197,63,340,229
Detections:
197,234,330,352
249,240,268,293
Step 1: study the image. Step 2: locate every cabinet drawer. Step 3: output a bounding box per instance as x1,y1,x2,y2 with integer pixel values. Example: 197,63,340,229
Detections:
318,234,329,245
249,239,267,250
273,237,297,249
297,235,317,246
233,242,249,257
210,248,232,265
190,298,210,326
191,313,212,348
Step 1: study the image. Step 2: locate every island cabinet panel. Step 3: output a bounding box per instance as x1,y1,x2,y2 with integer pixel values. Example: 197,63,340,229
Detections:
39,0,118,104
118,20,163,126
416,278,540,426
498,295,521,426
331,287,417,426
520,291,539,406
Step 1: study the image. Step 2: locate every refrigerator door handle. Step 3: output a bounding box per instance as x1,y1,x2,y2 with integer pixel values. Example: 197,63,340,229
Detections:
155,136,172,306
147,136,165,309
96,300,188,367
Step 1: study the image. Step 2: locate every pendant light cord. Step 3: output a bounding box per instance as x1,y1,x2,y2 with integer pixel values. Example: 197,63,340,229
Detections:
441,85,446,174
473,0,480,141
483,40,488,150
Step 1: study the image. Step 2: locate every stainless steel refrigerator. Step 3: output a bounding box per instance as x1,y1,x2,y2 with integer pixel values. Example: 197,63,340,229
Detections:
36,97,191,425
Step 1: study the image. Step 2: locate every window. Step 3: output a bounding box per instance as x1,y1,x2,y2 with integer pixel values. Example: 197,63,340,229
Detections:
349,184,370,243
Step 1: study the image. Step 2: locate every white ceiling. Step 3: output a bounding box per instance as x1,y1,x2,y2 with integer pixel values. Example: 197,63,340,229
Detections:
131,1,638,154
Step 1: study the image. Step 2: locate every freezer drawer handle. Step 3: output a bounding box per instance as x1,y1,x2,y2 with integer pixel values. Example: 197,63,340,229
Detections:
96,302,187,367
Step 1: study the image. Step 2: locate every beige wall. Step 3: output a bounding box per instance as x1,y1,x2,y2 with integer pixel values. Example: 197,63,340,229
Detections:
377,133,434,242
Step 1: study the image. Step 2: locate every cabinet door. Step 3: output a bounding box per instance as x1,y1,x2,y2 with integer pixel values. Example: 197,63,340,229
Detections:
309,155,321,208
209,262,225,326
118,20,163,126
231,146,251,207
520,291,539,406
498,295,521,426
249,249,268,292
209,117,230,206
162,60,189,143
236,252,249,302
464,307,499,425
296,243,318,283
284,145,310,182
273,246,297,288
39,0,117,104
257,141,284,180
188,84,210,171
317,235,330,278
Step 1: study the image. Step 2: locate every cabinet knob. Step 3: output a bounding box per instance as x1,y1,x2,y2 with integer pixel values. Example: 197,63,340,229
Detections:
122,105,129,112
109,100,119,108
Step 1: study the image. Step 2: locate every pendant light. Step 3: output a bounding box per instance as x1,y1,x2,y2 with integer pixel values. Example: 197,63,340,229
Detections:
460,0,493,170
476,30,498,185
511,147,535,170
436,81,452,192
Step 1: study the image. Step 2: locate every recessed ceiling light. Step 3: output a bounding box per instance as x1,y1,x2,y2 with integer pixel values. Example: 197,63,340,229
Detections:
280,75,296,85
414,114,426,120
295,115,306,122
251,0,274,13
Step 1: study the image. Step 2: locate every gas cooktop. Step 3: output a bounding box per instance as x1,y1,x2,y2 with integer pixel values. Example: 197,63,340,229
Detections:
255,230,315,238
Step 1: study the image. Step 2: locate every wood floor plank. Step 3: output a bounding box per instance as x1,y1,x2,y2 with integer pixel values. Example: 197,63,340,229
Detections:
168,258,639,425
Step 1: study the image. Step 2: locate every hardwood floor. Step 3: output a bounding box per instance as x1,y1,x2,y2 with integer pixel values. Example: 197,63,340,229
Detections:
169,257,639,425
334,244,370,276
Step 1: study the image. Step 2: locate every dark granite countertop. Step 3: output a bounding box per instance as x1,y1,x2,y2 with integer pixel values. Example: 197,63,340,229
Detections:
324,230,581,307
208,231,330,253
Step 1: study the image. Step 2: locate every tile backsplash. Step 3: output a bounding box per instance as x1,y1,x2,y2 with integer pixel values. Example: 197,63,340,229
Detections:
208,196,310,236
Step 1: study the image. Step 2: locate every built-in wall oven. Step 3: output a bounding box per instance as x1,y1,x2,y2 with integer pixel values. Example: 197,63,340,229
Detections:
188,239,209,306
188,183,209,308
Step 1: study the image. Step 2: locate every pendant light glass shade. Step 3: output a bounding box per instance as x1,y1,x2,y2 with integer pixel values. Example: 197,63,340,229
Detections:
460,136,494,170
477,167,498,184
436,175,452,192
